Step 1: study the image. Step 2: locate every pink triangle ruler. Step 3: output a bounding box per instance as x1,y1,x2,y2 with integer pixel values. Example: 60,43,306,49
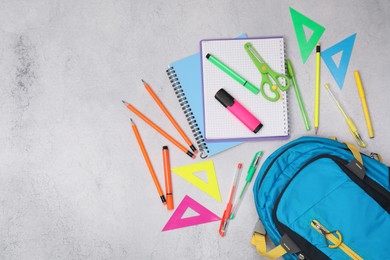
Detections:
162,195,220,231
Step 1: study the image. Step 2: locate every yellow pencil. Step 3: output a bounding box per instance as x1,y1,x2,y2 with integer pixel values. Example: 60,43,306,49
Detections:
354,71,374,138
314,44,321,134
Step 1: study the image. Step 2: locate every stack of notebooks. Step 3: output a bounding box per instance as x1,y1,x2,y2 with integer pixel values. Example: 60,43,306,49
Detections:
166,34,289,159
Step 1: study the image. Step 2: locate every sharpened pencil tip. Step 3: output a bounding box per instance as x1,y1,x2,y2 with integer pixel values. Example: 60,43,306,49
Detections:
122,100,126,104
130,118,134,124
315,127,318,135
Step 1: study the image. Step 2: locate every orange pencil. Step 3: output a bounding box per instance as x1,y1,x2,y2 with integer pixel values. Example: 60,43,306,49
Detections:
162,146,174,210
142,80,198,154
143,80,198,154
122,100,195,159
131,118,166,205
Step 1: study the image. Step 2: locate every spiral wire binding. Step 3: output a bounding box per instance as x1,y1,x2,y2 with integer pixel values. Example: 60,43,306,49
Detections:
166,67,209,158
280,39,289,135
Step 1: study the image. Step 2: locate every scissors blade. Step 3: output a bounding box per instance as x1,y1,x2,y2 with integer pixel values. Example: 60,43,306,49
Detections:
246,43,265,64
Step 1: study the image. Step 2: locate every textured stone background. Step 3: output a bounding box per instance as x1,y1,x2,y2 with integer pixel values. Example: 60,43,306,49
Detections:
0,0,389,259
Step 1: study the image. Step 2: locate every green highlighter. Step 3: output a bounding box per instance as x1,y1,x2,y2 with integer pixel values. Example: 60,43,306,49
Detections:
206,53,259,94
230,151,263,219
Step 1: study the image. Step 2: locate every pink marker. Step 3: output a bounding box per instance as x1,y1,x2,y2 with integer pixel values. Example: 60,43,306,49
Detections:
215,88,263,133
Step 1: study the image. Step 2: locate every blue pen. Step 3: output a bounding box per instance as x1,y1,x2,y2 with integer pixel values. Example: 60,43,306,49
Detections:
230,151,263,219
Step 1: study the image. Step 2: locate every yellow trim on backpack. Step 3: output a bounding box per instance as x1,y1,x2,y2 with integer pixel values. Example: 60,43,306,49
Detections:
328,137,363,165
344,142,363,165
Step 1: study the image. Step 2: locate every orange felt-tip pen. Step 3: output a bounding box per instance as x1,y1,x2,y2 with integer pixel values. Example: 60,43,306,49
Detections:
122,100,195,159
143,80,198,154
131,118,166,205
162,146,174,210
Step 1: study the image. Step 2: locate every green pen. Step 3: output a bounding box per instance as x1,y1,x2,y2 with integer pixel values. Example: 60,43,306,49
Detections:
206,53,259,94
230,151,263,219
286,59,311,131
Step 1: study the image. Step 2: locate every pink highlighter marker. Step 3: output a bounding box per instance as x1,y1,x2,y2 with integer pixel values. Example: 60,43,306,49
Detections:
215,88,263,133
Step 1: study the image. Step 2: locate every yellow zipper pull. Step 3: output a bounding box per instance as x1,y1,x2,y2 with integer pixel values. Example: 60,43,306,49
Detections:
310,220,363,260
311,220,343,248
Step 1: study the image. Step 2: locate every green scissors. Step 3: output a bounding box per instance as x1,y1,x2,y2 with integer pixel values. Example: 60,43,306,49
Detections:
244,42,290,102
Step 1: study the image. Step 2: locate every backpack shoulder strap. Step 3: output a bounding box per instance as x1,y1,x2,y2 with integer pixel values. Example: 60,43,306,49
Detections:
251,220,287,259
251,220,301,259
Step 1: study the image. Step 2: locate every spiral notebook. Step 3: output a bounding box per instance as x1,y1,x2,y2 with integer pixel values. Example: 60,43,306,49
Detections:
166,37,245,158
200,37,289,142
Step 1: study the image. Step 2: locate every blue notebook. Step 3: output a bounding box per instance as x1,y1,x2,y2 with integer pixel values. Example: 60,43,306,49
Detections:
166,51,241,158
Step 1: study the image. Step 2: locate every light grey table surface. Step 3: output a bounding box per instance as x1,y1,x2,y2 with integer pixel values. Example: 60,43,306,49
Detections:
1,0,389,259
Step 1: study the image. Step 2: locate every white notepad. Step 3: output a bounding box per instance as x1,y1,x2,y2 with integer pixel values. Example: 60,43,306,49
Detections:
200,37,289,142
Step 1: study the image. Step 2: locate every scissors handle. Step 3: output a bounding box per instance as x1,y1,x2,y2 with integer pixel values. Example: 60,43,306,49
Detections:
272,72,291,91
266,68,291,91
260,79,280,102
260,66,291,102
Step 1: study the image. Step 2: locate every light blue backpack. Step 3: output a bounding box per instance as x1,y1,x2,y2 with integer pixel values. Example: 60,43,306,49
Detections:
251,136,390,260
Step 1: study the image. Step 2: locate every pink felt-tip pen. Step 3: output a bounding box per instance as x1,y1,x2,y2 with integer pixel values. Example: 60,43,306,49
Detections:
215,88,263,133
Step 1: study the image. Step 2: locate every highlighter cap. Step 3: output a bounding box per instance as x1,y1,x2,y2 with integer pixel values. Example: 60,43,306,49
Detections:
215,88,234,107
